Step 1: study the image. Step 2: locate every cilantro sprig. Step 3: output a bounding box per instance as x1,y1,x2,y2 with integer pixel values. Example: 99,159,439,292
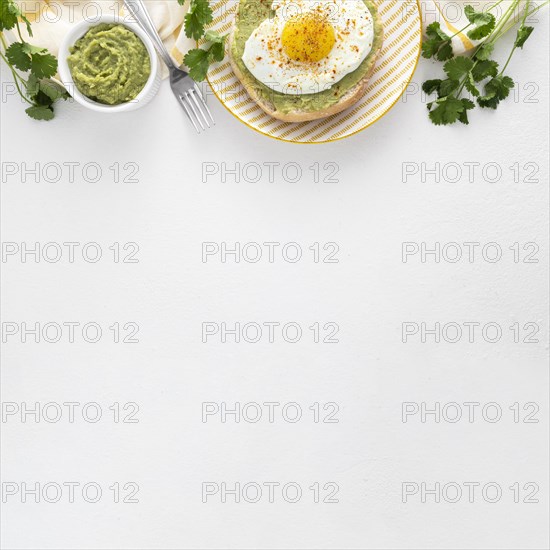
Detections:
184,30,225,81
422,0,547,126
182,0,213,40
0,0,68,120
178,0,226,82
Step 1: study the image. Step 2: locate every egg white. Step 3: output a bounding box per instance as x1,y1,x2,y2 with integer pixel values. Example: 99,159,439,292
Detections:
241,0,375,95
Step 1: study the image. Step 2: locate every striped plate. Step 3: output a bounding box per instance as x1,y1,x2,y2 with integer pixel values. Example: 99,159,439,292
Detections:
206,0,422,143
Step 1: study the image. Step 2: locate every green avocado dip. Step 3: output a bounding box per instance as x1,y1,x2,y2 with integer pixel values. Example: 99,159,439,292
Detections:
231,0,383,115
67,23,151,105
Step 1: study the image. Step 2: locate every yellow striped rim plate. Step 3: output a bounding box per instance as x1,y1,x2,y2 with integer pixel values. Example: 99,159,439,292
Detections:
206,0,422,144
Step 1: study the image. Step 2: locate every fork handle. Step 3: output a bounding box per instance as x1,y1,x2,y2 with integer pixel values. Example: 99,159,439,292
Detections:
124,0,177,70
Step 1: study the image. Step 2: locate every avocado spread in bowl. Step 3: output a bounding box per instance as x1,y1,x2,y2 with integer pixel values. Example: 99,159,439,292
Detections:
231,0,383,115
67,23,151,105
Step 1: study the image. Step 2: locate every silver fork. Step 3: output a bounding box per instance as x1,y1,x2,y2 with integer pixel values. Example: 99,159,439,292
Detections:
124,0,214,132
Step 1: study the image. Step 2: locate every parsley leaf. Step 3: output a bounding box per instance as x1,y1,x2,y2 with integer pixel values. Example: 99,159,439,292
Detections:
475,42,495,61
422,22,453,60
0,0,19,31
184,48,210,81
209,40,225,62
184,0,213,40
38,79,70,101
1,0,65,120
204,30,226,61
471,59,499,82
22,43,47,55
476,93,499,109
205,33,225,61
30,52,57,78
464,5,493,25
464,73,479,96
6,42,31,71
421,0,539,127
464,5,496,39
515,25,533,48
25,104,54,121
488,75,514,99
184,31,226,81
478,75,514,109
458,98,475,124
421,38,440,59
20,12,32,36
422,79,442,95
428,97,466,125
26,73,39,96
179,1,226,81
436,42,453,62
204,30,224,42
444,56,474,80
438,79,459,97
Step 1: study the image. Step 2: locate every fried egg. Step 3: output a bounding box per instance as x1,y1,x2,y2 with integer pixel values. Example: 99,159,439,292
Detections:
242,0,374,95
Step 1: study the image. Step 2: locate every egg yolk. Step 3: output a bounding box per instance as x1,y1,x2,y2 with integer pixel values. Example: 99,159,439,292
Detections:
281,13,336,63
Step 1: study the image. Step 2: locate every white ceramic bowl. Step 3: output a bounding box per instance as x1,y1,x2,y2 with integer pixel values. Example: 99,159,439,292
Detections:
58,15,161,113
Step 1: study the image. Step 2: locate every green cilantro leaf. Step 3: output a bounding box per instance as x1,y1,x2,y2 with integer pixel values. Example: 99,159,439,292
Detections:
30,52,57,78
475,42,494,61
6,42,31,71
22,43,47,55
467,20,495,40
204,30,226,62
426,21,450,41
428,97,466,125
464,5,493,25
1,0,62,120
422,0,537,126
464,5,496,39
436,41,453,61
204,30,224,43
458,98,475,124
438,78,459,97
471,59,499,81
38,79,69,101
25,104,55,121
488,75,514,99
184,0,213,40
422,22,453,60
209,41,225,62
0,0,20,31
477,94,498,109
210,39,225,62
184,48,210,81
184,30,226,81
444,56,474,80
20,12,32,36
26,73,39,96
478,75,514,109
515,25,533,48
421,37,442,59
422,79,442,95
464,73,479,96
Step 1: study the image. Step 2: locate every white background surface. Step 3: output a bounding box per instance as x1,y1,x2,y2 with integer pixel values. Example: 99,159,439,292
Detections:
1,12,549,549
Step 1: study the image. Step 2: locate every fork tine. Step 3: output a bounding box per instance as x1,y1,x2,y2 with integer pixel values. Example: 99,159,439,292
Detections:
178,95,200,133
183,92,206,131
194,83,215,125
189,89,211,128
